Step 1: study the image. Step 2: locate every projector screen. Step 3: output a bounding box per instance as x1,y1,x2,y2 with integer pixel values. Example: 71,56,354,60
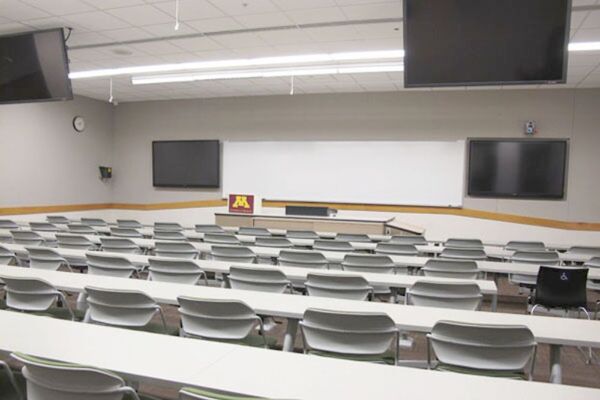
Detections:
223,141,465,207
152,140,220,188
403,0,570,87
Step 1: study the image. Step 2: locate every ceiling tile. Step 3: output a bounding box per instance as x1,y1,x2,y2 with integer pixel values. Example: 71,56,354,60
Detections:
234,12,292,28
285,7,347,25
209,0,280,16
101,26,155,41
581,10,600,28
572,28,600,41
271,0,338,10
0,0,50,20
21,16,69,30
153,0,225,21
169,36,222,51
131,40,185,54
257,28,313,45
211,32,268,48
340,2,402,20
142,21,198,37
20,0,95,16
0,22,32,34
67,31,112,46
106,5,173,26
84,0,146,9
187,17,243,32
63,11,131,31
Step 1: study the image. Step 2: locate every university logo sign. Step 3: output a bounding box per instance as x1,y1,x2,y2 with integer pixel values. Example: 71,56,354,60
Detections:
228,194,255,214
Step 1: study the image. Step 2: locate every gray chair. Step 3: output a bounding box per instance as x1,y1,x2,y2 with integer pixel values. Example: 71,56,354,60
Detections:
211,245,255,263
203,233,241,245
153,230,186,241
0,276,75,320
0,357,23,400
46,215,69,224
305,273,373,301
286,230,319,239
278,250,328,269
177,297,273,348
11,230,45,247
335,233,371,243
154,222,183,232
81,218,108,227
421,259,480,279
388,236,428,246
255,237,293,248
0,232,13,244
117,219,143,228
179,387,265,400
341,254,400,274
56,234,96,250
313,239,354,252
195,224,226,233
299,308,399,365
154,241,198,259
0,245,17,265
0,220,19,230
29,222,59,232
427,321,537,380
228,266,291,293
444,238,484,249
440,248,487,261
375,243,419,256
67,224,97,235
100,237,142,254
110,226,143,238
406,281,482,310
12,352,147,400
148,257,207,285
566,246,600,260
584,257,600,318
238,227,271,237
84,286,173,334
86,252,138,278
509,250,560,289
505,241,546,251
26,247,73,272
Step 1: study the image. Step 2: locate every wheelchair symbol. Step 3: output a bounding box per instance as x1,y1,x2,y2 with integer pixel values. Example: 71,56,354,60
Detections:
560,273,569,281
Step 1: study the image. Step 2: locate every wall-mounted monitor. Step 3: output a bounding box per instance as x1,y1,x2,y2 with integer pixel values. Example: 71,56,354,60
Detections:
152,140,220,188
0,29,72,104
403,0,571,88
468,139,568,199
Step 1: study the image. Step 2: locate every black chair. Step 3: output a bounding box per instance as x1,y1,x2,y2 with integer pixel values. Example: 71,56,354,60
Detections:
530,266,589,317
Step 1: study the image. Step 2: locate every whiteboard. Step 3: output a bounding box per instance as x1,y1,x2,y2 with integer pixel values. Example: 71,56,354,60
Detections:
223,141,465,207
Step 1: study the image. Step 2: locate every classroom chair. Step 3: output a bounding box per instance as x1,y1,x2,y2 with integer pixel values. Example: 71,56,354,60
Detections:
100,237,143,255
313,239,354,252
566,246,600,259
286,230,319,239
154,241,198,259
117,219,143,229
210,246,255,263
388,235,428,246
67,223,97,235
426,321,537,380
179,387,268,400
46,215,69,224
238,227,271,237
375,243,419,256
305,273,373,301
153,230,187,241
81,217,108,227
406,281,482,310
504,241,546,251
508,250,560,290
110,226,143,238
195,224,226,233
444,238,484,250
278,250,328,269
341,254,399,274
585,258,600,319
29,222,59,232
0,245,17,265
26,247,73,272
255,237,293,248
530,266,590,317
335,233,371,242
154,222,183,232
86,252,139,278
0,220,19,230
0,358,23,400
203,233,241,245
440,248,487,261
299,308,399,365
0,276,75,320
421,259,480,279
227,266,292,293
0,232,12,244
11,230,45,247
148,257,207,285
56,233,96,250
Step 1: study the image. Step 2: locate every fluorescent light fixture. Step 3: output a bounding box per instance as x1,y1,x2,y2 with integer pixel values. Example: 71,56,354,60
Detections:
131,63,404,85
69,50,405,80
568,41,600,51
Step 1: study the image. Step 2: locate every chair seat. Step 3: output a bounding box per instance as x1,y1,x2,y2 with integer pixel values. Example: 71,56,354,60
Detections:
308,349,395,365
0,367,25,400
435,363,526,380
181,386,265,400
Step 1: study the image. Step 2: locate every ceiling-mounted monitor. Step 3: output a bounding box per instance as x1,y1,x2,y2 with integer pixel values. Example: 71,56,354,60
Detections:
152,140,220,188
0,28,72,104
403,0,571,88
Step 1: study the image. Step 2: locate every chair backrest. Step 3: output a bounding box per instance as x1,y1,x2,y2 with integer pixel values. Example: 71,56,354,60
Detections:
195,224,225,233
228,266,290,293
148,257,205,285
153,230,186,240
0,276,61,312
26,247,68,271
341,254,397,274
154,241,198,259
29,222,59,232
56,234,95,250
116,219,143,228
11,230,44,246
0,232,12,243
407,281,482,310
12,352,136,400
335,233,371,242
504,241,546,251
440,248,487,261
80,218,107,227
428,321,536,373
567,246,600,258
177,296,259,340
422,259,480,279
585,257,600,269
300,308,398,359
375,243,418,256
286,230,319,239
388,235,428,246
85,286,160,328
0,244,17,265
278,250,328,269
46,215,69,224
154,222,183,232
511,251,559,265
100,237,142,254
179,387,265,400
255,237,293,248
313,239,354,252
86,252,137,278
211,245,256,263
203,233,241,245
305,273,373,301
444,238,484,250
238,227,271,237
534,266,588,309
110,227,143,238
67,224,96,234
0,220,19,230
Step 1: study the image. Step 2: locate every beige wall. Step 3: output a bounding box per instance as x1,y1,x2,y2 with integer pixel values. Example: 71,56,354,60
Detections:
112,88,600,222
0,96,114,207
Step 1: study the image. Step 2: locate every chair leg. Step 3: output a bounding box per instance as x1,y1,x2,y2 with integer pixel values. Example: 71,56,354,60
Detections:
577,307,594,364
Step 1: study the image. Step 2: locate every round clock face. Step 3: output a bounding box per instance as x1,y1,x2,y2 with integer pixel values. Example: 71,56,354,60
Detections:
73,116,86,132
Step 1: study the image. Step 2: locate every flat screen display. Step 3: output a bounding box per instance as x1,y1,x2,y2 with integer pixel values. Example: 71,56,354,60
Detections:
153,140,220,188
468,140,567,199
0,29,72,104
403,0,571,87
